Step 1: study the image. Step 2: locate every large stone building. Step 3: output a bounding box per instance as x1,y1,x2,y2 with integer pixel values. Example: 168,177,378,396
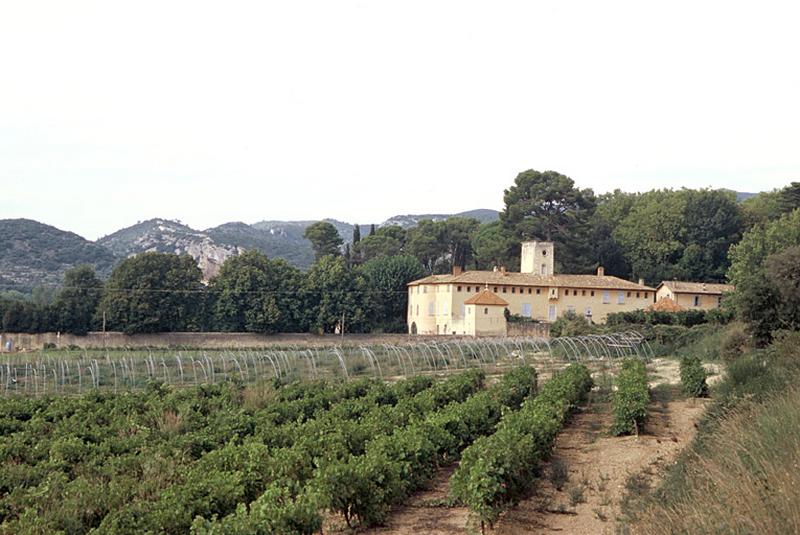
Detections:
407,241,655,336
655,281,734,311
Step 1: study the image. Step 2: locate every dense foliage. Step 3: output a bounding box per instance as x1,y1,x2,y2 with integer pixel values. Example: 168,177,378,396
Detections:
450,364,593,531
194,366,538,531
0,372,471,534
611,359,649,436
0,218,117,293
728,209,800,344
679,354,709,397
4,180,800,336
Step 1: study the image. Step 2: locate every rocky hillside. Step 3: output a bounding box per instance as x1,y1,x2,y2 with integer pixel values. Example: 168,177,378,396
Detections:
1,210,497,291
0,219,117,292
96,219,243,280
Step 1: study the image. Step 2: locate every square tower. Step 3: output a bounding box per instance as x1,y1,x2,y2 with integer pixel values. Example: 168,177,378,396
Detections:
520,241,554,275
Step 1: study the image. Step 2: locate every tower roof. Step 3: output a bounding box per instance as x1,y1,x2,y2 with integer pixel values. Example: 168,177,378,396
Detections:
463,289,509,306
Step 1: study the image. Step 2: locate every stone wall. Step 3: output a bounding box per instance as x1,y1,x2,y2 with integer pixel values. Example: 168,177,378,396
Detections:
506,322,551,338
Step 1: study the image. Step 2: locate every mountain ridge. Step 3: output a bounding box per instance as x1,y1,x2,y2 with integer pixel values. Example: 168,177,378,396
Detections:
1,210,499,291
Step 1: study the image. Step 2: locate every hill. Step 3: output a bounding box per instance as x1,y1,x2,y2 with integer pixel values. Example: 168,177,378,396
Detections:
381,209,499,228
0,209,500,289
0,219,118,292
96,219,243,280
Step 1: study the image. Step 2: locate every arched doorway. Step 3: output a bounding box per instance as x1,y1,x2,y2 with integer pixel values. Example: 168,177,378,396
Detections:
410,322,417,335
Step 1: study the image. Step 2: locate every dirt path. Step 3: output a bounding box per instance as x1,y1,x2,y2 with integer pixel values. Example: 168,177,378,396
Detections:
368,465,475,535
493,394,708,534
368,365,710,535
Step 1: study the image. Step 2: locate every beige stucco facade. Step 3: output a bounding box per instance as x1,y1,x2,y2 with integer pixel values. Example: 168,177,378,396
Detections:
407,241,655,336
655,281,734,311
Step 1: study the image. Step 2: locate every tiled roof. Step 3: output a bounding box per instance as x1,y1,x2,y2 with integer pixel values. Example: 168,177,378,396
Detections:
647,297,685,312
408,270,655,291
463,289,509,306
658,281,734,295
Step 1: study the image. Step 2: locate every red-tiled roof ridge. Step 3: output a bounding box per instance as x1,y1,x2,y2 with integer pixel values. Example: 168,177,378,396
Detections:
658,280,734,295
407,270,655,291
463,289,509,306
647,297,685,312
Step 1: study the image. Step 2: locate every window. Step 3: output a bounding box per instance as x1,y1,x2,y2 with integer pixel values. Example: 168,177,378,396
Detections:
484,307,489,315
528,288,532,294
422,286,427,294
536,288,541,294
564,289,569,296
591,290,595,297
618,291,625,304
602,291,610,304
644,292,648,299
416,305,419,316
466,286,471,292
522,303,532,317
627,291,632,298
694,295,700,307
502,286,507,293
511,287,516,294
582,290,586,296
457,286,462,292
636,292,640,298
428,303,434,316
548,304,557,321
493,287,498,292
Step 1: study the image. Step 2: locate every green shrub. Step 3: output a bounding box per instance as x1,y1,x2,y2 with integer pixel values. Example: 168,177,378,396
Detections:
720,323,752,362
679,355,709,397
450,364,592,531
611,359,649,436
550,310,594,337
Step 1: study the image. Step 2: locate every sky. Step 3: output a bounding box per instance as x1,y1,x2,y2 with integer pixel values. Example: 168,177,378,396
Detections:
1,1,799,240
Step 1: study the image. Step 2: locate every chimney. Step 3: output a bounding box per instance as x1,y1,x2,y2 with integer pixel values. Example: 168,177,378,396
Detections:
638,278,645,286
597,266,605,277
493,266,499,272
453,265,463,276
500,266,507,275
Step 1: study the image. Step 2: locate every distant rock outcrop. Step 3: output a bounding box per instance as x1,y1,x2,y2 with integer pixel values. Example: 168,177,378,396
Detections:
97,219,243,280
1,209,499,290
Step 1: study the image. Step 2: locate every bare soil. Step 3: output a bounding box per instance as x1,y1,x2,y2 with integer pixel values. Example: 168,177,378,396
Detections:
365,360,710,535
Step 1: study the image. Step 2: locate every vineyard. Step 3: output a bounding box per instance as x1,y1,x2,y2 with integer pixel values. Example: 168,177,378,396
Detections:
1,333,652,397
0,347,611,534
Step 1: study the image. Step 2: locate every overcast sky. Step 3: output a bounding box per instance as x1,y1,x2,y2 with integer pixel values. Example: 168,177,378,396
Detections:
2,1,799,240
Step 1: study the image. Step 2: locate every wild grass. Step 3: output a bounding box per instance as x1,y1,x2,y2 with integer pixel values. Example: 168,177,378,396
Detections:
622,331,800,534
628,384,800,534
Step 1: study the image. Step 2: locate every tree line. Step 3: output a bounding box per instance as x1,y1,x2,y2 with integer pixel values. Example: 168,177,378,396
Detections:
2,172,798,337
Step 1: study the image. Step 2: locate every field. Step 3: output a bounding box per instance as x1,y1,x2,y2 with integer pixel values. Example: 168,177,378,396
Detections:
0,331,700,535
0,332,652,397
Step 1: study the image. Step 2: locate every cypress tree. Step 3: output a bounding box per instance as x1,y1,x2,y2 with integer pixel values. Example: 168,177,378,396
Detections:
369,224,376,236
353,224,361,244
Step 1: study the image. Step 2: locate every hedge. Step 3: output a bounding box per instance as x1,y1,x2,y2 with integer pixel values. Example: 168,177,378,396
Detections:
611,358,649,436
450,364,593,532
680,354,709,397
198,366,539,532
